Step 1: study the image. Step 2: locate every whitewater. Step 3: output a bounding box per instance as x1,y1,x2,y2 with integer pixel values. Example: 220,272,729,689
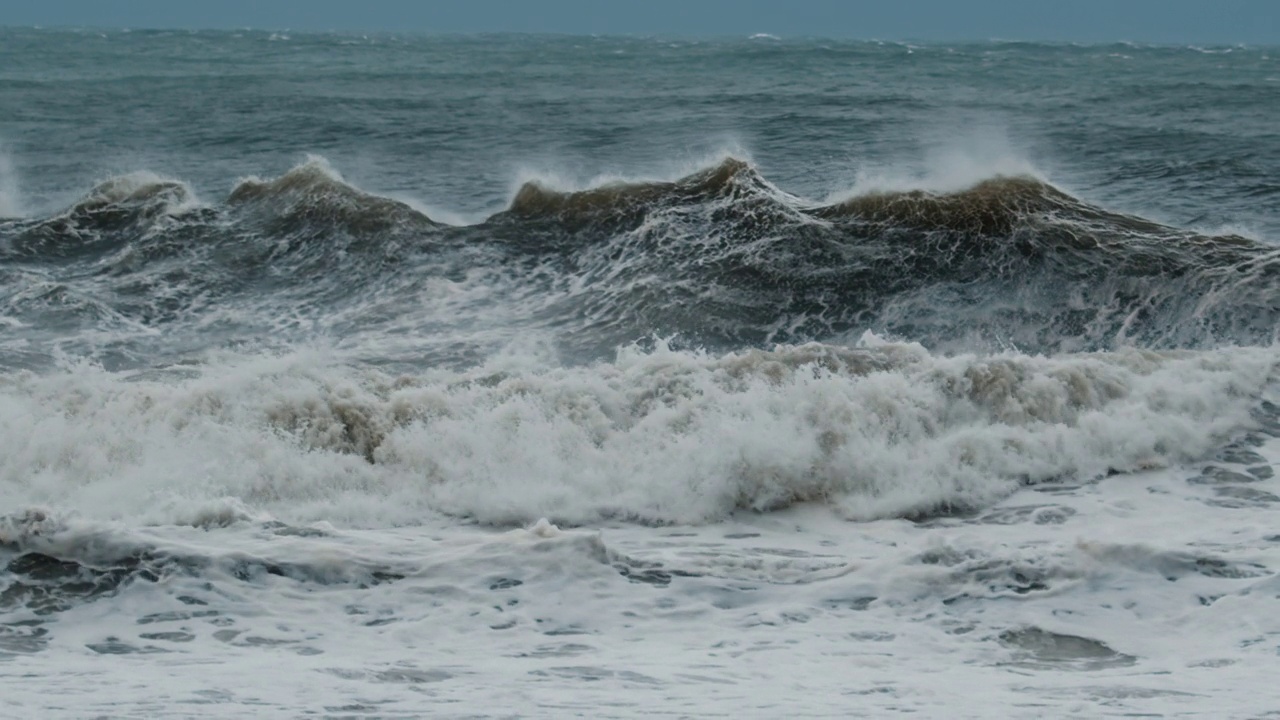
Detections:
2,29,1280,718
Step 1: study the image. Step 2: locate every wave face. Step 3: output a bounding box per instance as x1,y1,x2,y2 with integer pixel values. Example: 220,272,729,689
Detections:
2,158,1278,371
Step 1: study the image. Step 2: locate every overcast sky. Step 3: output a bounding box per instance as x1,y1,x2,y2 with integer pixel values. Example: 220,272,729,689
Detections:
2,0,1277,44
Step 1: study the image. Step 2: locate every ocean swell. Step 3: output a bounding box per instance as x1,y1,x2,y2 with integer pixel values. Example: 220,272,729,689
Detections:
1,156,1278,369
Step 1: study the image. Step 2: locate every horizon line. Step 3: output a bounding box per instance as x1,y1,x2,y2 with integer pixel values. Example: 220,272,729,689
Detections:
0,25,1271,48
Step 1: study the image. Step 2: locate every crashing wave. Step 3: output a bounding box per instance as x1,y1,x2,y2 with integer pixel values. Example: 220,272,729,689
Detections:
2,156,1278,362
0,341,1273,527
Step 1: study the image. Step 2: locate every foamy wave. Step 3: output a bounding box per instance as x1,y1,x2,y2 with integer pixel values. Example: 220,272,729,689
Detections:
1,342,1273,528
481,158,1280,354
19,153,1075,237
5,155,1278,366
69,171,200,217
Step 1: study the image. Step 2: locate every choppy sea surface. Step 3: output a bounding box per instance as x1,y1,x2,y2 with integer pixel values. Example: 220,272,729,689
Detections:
3,28,1280,718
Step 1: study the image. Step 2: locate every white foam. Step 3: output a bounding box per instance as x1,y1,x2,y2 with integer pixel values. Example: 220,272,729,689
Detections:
6,451,1280,717
1,342,1273,529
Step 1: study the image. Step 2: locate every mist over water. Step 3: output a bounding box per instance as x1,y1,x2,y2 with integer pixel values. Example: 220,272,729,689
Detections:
2,28,1280,718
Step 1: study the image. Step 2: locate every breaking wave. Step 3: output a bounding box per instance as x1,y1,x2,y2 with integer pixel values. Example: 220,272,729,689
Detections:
1,154,1277,363
0,340,1274,527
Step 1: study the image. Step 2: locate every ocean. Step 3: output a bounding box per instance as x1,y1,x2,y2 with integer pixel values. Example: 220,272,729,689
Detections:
2,28,1280,717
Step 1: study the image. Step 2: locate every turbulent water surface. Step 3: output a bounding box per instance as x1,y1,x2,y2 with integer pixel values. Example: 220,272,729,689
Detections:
2,29,1280,718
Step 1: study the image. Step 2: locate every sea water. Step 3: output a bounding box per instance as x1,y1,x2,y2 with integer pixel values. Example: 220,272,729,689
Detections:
2,30,1280,718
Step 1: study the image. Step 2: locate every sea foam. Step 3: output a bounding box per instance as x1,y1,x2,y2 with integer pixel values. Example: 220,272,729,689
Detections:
2,340,1272,528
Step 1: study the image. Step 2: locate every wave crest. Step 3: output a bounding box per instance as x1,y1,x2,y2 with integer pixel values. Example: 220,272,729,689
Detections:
3,173,198,260
505,157,777,220
816,176,1080,233
227,158,436,234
